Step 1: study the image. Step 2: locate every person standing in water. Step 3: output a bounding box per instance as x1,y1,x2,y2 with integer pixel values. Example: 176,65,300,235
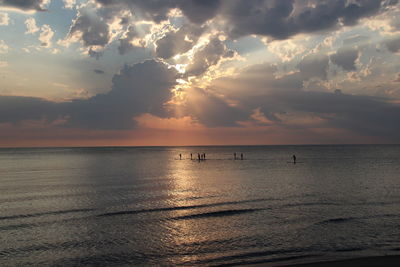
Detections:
190,153,193,160
179,154,182,160
198,153,201,161
292,154,296,164
241,153,243,160
234,152,237,160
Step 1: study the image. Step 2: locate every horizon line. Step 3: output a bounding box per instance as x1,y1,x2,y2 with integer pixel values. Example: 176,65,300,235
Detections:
1,143,399,149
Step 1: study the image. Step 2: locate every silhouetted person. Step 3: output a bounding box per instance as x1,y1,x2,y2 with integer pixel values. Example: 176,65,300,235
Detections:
179,154,182,160
292,154,296,164
241,153,243,160
198,153,201,161
234,152,237,160
203,153,206,160
190,153,193,160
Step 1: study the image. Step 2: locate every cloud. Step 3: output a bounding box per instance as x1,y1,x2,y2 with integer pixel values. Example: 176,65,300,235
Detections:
185,37,235,77
0,0,49,12
1,57,400,142
39,24,54,47
90,0,396,52
88,48,103,59
298,53,330,80
58,0,395,60
260,91,400,139
25,17,39,34
330,47,359,71
63,0,75,9
177,0,221,24
0,95,58,123
63,1,137,57
96,0,221,24
209,62,400,140
66,60,179,129
155,24,204,59
0,60,179,129
219,0,392,39
94,0,393,39
67,5,110,47
0,12,9,25
118,25,143,55
184,87,249,127
342,35,370,46
267,39,307,62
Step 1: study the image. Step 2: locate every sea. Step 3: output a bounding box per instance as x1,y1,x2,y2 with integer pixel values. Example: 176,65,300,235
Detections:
1,145,400,266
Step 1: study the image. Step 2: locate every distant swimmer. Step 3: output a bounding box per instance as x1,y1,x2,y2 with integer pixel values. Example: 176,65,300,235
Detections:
179,154,182,160
241,153,243,160
292,154,296,164
234,152,237,160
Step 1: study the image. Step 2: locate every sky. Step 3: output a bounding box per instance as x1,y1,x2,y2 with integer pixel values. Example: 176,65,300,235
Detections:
0,0,400,147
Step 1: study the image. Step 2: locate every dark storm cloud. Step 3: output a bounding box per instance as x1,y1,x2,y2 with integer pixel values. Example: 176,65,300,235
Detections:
330,47,359,71
0,60,178,129
0,0,47,11
222,0,393,39
95,0,394,39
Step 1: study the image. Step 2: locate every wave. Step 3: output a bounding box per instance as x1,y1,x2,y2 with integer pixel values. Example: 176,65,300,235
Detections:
170,209,262,220
0,216,92,231
316,217,355,225
0,208,94,221
98,198,272,217
281,202,340,208
316,213,400,226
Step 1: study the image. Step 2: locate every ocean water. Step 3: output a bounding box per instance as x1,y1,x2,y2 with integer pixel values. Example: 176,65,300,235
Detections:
1,145,400,266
